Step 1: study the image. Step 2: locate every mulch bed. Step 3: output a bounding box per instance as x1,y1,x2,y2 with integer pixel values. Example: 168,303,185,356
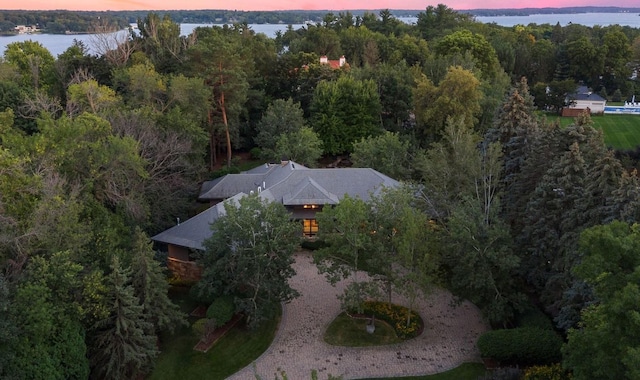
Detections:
193,313,244,353
346,310,425,338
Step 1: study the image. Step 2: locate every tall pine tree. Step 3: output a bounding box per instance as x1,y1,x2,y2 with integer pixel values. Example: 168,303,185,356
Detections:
89,256,158,380
130,228,186,334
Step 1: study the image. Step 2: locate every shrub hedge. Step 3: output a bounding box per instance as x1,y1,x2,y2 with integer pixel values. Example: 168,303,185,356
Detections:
206,296,235,328
300,239,328,251
477,327,562,366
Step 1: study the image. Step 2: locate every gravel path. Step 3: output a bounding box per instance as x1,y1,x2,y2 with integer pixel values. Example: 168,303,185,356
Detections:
227,252,489,380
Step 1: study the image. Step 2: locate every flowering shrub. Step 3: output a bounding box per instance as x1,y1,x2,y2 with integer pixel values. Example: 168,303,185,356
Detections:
358,301,422,339
523,364,572,380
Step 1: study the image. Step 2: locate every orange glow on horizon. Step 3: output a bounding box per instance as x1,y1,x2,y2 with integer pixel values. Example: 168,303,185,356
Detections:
2,0,613,11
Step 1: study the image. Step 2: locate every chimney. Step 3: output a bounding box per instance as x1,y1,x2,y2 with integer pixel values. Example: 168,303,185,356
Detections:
339,55,346,67
320,55,328,65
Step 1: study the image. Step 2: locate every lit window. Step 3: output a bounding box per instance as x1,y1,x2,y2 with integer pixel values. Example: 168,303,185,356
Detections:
303,219,318,237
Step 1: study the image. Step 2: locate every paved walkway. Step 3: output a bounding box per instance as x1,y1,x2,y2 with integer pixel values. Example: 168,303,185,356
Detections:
227,252,489,380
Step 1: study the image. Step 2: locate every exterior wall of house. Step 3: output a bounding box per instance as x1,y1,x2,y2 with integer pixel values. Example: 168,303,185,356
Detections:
287,205,322,220
573,100,605,113
167,257,202,282
167,244,202,281
287,205,324,237
168,244,190,261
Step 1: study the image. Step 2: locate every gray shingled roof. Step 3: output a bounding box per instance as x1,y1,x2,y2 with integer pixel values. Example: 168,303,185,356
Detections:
152,193,243,250
198,174,266,201
282,176,340,206
267,167,398,203
198,162,308,201
200,161,398,203
573,86,606,102
153,161,399,250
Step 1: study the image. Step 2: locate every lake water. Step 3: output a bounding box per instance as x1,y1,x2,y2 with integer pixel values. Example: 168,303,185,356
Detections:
1,12,639,57
0,23,306,57
474,12,640,28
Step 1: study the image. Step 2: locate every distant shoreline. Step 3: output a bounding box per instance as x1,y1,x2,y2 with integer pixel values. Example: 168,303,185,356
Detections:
1,8,639,38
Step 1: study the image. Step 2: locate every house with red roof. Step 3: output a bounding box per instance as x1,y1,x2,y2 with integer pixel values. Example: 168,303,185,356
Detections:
320,55,347,69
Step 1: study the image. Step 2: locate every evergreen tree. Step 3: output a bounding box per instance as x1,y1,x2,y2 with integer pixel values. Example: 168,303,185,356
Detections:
130,228,186,334
611,169,640,223
89,256,158,380
0,274,16,379
579,150,624,225
486,77,540,231
521,142,588,316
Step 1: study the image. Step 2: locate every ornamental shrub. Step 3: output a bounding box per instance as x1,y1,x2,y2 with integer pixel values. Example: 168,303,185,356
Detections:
477,327,562,366
523,364,572,380
358,301,422,339
300,239,328,251
206,296,235,327
192,318,207,337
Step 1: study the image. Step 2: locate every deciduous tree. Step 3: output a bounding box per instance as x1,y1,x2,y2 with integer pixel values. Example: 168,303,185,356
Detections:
199,195,300,328
310,75,381,155
255,98,307,154
351,131,413,180
413,67,482,143
315,195,378,313
272,126,323,167
563,222,640,379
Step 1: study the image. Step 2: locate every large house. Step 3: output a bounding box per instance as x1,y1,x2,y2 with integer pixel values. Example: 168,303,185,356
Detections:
152,160,399,280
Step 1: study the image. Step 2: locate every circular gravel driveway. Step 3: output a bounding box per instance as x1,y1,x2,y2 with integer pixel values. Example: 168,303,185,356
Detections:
227,252,488,380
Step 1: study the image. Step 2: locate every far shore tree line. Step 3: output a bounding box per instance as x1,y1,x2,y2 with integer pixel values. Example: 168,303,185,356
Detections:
1,4,640,379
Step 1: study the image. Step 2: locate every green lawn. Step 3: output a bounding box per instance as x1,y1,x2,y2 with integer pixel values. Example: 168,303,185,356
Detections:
149,286,279,380
544,113,640,150
149,314,279,380
356,362,487,380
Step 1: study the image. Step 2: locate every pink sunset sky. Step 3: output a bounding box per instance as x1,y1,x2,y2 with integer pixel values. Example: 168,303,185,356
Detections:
2,0,614,11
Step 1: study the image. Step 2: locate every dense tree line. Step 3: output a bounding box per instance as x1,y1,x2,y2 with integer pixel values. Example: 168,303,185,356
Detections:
0,9,418,34
469,6,640,16
0,11,129,34
2,4,640,378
